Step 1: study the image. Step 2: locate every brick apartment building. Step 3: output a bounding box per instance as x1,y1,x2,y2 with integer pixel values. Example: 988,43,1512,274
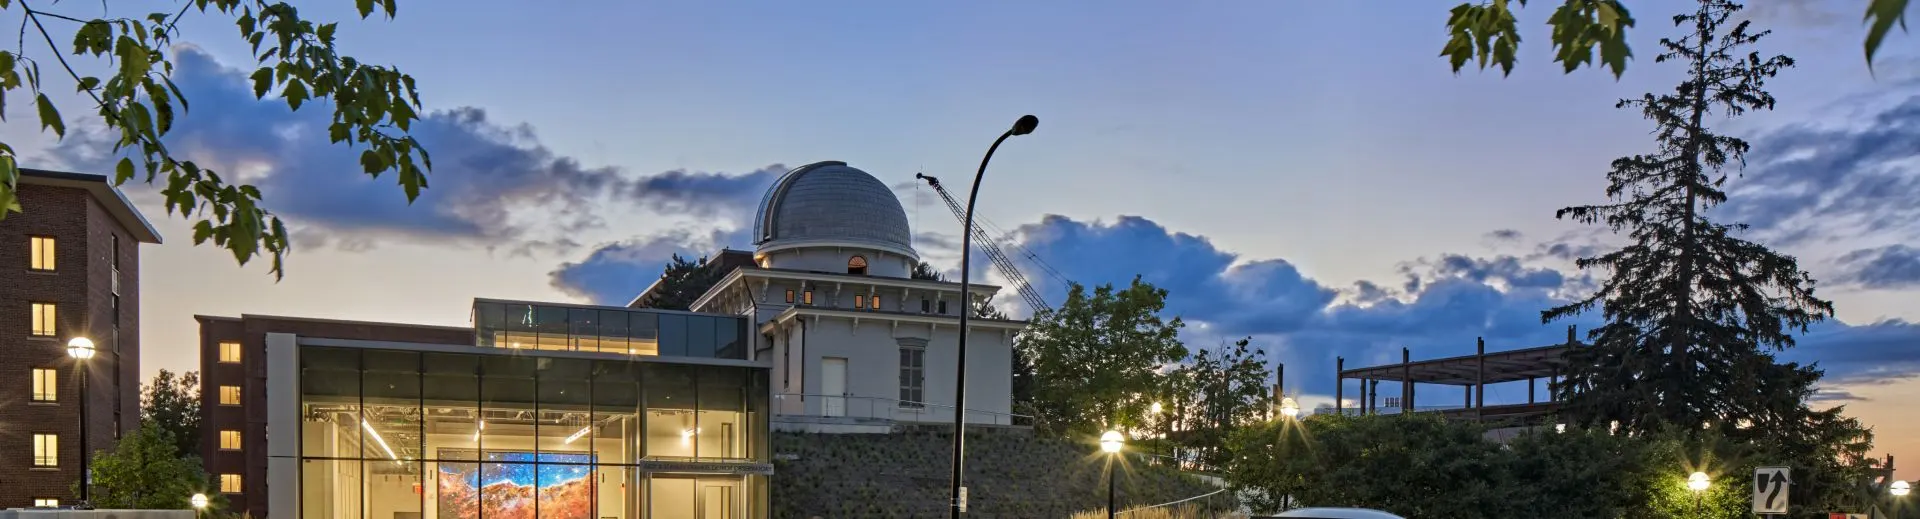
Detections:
196,314,472,518
0,168,161,508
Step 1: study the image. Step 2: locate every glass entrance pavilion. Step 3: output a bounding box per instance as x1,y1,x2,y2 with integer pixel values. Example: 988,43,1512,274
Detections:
287,302,770,519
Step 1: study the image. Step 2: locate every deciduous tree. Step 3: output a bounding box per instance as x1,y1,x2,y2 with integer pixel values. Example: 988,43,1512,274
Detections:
1019,277,1188,436
141,369,202,458
87,422,224,510
0,0,428,279
1440,0,1908,78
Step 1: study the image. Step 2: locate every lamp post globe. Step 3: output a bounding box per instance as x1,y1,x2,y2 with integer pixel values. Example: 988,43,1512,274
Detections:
67,337,95,359
1100,430,1125,453
1893,479,1911,497
1687,472,1711,492
191,493,208,509
1279,397,1300,419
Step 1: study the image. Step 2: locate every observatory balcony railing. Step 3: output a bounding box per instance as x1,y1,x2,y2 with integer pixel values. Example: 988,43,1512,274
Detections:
773,393,1033,427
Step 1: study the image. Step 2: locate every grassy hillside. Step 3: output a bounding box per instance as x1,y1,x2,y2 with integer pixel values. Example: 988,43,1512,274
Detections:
772,430,1231,518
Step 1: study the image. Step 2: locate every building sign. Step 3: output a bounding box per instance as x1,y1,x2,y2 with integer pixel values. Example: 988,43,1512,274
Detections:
638,459,775,476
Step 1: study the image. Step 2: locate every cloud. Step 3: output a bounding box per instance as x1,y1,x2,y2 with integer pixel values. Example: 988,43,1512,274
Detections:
548,228,754,305
1486,229,1524,242
1001,214,1920,400
47,47,780,253
1721,91,1920,246
1833,244,1920,290
1741,0,1847,28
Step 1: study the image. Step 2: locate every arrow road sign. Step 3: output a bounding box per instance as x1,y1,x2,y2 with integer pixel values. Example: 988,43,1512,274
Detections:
1753,466,1791,514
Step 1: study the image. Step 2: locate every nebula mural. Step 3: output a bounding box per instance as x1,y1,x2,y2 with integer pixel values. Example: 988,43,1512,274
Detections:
437,450,596,519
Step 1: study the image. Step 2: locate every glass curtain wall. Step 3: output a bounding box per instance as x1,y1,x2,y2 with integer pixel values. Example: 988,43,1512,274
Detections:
471,301,746,360
300,346,767,519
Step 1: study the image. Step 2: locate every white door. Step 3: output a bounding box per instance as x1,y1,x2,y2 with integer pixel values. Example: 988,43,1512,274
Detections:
698,479,740,519
821,357,848,417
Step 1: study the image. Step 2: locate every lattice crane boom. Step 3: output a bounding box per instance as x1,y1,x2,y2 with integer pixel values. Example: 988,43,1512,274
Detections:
915,173,1055,315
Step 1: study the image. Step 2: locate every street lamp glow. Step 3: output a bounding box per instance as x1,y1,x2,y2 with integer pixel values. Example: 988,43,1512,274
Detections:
1892,479,1911,497
67,337,96,359
1278,397,1300,419
1687,471,1711,492
1149,402,1162,415
190,493,208,509
1100,430,1125,453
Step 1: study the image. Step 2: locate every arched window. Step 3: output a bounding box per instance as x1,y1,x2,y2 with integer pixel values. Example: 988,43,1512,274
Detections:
848,256,868,275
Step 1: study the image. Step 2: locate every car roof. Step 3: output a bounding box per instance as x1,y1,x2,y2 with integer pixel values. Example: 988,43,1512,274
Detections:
1272,508,1407,519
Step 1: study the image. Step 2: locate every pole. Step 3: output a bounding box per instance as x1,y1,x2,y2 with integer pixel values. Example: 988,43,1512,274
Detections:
952,115,1036,517
78,359,90,503
1107,456,1117,519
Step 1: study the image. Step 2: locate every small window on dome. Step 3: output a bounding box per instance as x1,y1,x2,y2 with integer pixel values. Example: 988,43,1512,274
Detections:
848,256,868,275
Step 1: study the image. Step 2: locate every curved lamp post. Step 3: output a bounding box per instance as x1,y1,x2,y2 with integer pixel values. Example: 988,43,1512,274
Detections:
67,337,96,503
1101,430,1125,519
948,114,1039,518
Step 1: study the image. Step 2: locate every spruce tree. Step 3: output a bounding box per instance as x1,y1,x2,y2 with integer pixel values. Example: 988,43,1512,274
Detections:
638,254,721,311
1544,0,1831,434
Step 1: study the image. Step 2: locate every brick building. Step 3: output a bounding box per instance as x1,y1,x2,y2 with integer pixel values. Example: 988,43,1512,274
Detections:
0,168,161,508
196,314,473,518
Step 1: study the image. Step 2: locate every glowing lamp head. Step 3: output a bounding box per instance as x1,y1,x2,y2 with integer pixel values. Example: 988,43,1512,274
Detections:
1687,471,1711,492
1099,430,1125,453
190,493,209,509
67,337,96,360
1149,402,1162,415
1892,480,1911,497
1278,397,1300,419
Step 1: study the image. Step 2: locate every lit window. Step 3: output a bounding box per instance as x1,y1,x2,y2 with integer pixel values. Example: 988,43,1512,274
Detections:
218,341,242,363
784,290,795,303
220,430,242,450
30,302,56,337
29,236,55,271
31,368,57,402
802,291,814,305
33,499,57,507
872,295,882,311
220,474,242,493
32,434,57,467
900,345,925,407
854,295,865,309
220,385,241,406
848,255,868,275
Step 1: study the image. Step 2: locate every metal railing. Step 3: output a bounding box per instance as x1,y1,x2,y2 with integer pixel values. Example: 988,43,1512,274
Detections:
773,393,1034,427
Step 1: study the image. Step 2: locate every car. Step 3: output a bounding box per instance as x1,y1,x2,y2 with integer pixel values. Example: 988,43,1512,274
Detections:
1269,508,1407,519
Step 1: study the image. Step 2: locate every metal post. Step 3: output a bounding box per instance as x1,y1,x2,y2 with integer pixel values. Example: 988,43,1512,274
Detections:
1334,357,1344,415
1528,376,1536,404
78,360,90,503
1475,337,1486,419
1401,347,1412,414
950,115,1037,518
1107,456,1117,519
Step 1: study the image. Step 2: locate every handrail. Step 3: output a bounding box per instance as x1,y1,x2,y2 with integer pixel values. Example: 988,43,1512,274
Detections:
1115,488,1230,516
773,392,1035,426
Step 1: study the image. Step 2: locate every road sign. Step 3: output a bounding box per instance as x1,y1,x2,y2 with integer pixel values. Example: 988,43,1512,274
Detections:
1754,466,1791,514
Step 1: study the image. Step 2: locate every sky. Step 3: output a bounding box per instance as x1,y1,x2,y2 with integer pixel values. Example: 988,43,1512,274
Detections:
3,0,1917,477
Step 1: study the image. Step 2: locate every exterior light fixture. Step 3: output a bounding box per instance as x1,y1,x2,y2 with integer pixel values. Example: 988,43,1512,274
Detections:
1892,479,1911,497
1687,471,1711,492
1278,397,1300,419
190,493,208,509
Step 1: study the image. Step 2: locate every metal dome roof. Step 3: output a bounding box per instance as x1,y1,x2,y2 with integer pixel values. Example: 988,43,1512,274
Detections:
753,161,917,260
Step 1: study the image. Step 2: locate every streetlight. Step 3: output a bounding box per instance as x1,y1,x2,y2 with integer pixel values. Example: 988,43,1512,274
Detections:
67,337,96,503
190,493,209,516
948,114,1039,518
1101,430,1125,519
1895,480,1912,497
1687,471,1710,513
1279,397,1300,419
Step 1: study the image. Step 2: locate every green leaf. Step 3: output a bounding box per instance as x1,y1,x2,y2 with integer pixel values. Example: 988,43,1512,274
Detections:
1864,0,1911,69
250,67,273,98
115,157,135,184
35,94,64,138
355,0,375,17
77,76,101,92
284,80,309,110
191,220,214,245
318,23,337,44
360,149,386,173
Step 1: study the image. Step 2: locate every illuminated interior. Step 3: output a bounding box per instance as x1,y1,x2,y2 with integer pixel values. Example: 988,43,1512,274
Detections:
472,301,747,359
298,346,768,518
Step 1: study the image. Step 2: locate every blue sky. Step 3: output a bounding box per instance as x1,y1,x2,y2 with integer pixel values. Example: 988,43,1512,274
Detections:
4,0,1917,475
